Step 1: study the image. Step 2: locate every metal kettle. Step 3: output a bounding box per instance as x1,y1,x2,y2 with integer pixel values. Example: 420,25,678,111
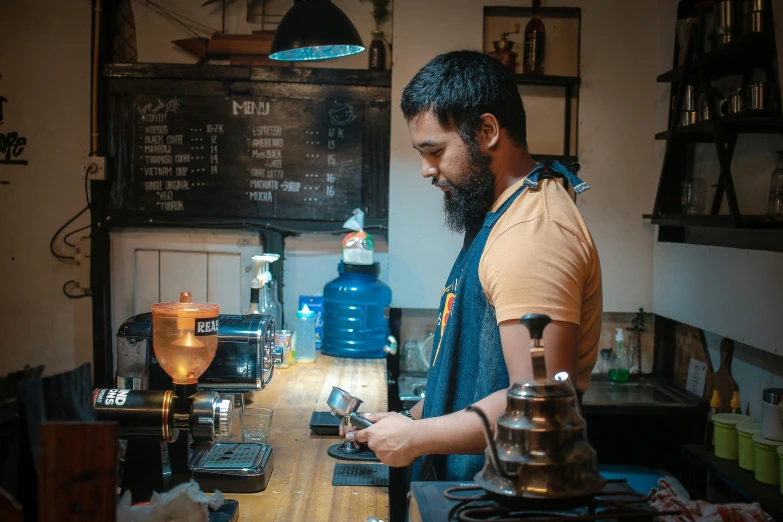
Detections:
466,314,606,499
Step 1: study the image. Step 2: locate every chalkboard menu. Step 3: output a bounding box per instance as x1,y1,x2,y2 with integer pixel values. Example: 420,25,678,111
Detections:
106,65,391,225
135,94,363,220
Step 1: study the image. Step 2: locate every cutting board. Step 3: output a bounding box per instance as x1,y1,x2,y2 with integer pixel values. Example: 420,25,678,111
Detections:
711,338,737,413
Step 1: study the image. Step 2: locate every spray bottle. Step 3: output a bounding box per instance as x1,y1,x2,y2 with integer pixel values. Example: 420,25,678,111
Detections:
609,328,629,382
250,254,281,328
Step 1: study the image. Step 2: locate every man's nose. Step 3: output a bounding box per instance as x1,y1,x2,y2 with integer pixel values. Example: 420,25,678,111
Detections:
421,159,438,179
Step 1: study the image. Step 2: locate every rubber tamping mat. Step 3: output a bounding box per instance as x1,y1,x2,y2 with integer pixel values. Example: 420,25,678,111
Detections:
332,463,389,487
327,443,380,462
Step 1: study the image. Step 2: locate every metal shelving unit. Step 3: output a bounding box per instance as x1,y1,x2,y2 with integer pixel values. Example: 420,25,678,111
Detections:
648,4,783,240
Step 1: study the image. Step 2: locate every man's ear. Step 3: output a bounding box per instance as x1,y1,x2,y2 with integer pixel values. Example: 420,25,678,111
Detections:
477,113,501,151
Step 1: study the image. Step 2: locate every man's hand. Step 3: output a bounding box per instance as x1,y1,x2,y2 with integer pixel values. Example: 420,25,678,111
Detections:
346,412,418,467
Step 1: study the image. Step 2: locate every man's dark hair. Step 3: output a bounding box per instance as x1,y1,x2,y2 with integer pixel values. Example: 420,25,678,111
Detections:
400,50,527,148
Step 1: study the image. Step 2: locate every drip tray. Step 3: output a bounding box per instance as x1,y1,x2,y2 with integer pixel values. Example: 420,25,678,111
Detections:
332,463,389,487
200,443,265,469
191,442,274,493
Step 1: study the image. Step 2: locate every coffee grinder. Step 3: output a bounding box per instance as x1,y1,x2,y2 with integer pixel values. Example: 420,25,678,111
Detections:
94,292,276,503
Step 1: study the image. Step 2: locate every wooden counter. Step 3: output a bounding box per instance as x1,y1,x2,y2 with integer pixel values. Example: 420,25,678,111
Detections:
227,355,389,522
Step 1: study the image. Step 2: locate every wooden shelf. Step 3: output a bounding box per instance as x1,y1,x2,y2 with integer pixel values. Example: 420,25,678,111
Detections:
656,113,783,141
531,154,578,164
643,213,783,229
657,32,776,84
514,74,580,88
682,445,783,521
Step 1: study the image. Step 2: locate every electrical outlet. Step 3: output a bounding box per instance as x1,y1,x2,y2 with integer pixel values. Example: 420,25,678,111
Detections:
82,156,106,180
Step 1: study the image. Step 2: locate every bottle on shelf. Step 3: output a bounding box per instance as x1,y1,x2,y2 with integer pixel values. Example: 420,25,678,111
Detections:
523,0,546,74
704,389,721,450
608,328,629,382
730,390,741,414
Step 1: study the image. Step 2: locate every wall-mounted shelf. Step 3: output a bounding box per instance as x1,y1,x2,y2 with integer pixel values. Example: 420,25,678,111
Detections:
647,5,782,252
531,154,578,164
657,32,776,84
484,6,582,165
643,213,783,229
655,114,783,141
515,74,580,87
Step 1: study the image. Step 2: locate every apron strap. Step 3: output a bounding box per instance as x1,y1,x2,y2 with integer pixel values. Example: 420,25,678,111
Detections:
524,160,589,194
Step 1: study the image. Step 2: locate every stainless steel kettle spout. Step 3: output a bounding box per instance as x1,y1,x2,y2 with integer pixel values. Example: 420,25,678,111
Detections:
465,405,517,480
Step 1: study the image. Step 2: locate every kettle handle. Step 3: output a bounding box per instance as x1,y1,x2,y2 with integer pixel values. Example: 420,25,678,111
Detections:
465,405,517,480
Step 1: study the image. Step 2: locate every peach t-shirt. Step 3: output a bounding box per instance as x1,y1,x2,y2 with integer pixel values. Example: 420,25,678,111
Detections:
478,177,602,391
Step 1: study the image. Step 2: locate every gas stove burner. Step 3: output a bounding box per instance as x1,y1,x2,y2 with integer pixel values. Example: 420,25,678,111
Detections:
443,480,681,522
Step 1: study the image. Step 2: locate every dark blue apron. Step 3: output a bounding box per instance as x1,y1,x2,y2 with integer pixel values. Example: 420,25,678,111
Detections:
412,160,588,482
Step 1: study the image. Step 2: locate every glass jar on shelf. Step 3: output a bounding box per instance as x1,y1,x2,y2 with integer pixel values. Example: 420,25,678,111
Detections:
767,150,783,219
681,176,707,214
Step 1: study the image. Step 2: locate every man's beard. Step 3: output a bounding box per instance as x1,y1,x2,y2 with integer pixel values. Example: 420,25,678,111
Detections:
436,144,495,235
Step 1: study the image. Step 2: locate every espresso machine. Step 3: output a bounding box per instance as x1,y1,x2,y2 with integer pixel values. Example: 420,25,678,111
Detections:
94,292,277,503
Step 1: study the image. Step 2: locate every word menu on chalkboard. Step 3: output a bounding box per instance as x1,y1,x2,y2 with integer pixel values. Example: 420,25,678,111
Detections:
134,94,363,221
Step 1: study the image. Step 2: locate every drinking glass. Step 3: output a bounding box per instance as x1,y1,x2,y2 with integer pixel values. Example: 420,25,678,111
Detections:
240,406,274,443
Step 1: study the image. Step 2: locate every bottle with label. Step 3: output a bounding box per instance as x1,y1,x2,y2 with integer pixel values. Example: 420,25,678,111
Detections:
523,0,546,74
247,278,261,315
608,328,629,382
294,304,317,363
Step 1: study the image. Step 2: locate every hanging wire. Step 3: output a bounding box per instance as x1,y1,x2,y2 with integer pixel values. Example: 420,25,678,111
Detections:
63,224,92,248
136,0,221,37
50,169,91,260
63,280,91,299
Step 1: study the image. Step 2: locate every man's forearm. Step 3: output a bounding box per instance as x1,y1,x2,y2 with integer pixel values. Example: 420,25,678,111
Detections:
411,389,507,456
408,399,424,420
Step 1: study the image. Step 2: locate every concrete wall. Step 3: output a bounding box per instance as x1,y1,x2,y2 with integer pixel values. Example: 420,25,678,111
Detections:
0,0,93,376
388,0,665,312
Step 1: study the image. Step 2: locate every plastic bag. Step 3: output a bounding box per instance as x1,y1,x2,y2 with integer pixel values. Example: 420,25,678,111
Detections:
342,208,374,265
117,480,225,522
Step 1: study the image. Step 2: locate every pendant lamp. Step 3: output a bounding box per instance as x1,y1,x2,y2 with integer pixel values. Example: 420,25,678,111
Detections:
269,0,365,61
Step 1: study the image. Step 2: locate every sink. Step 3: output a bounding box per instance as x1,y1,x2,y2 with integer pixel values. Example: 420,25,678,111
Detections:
582,380,697,408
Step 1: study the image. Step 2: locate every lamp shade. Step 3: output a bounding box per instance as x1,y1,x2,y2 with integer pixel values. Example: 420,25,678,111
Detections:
269,0,365,61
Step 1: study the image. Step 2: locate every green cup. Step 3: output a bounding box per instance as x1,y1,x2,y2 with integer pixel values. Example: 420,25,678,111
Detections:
737,422,762,471
778,444,783,495
713,413,752,460
752,434,781,486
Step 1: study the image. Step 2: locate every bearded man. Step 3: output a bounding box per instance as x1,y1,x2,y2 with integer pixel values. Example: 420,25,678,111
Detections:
344,50,603,482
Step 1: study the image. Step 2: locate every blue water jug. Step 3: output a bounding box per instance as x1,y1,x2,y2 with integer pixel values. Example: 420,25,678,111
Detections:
322,262,392,358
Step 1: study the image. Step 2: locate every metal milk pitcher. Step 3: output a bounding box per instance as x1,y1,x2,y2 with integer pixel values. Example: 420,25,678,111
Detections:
467,314,606,499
